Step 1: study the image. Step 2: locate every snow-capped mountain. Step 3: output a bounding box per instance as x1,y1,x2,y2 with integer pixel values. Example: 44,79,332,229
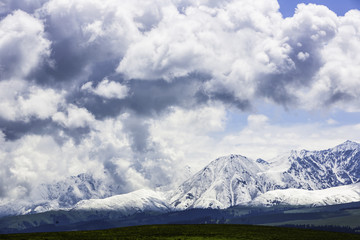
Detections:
168,154,268,209
37,173,119,208
279,140,360,190
1,140,360,217
169,140,360,209
0,173,121,217
74,189,170,215
251,182,360,207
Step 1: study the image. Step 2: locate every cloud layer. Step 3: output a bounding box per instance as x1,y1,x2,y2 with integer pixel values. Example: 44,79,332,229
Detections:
0,0,360,202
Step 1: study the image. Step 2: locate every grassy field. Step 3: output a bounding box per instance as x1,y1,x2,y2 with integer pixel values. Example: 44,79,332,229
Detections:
1,224,360,240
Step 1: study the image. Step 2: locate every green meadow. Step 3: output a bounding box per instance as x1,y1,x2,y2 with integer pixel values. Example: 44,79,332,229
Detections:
1,224,360,240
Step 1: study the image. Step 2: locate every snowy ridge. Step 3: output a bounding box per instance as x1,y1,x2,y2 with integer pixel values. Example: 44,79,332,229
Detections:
281,140,360,190
74,189,170,215
169,154,270,209
169,140,360,209
1,141,360,217
252,183,360,207
331,140,360,152
0,200,62,218
37,173,118,208
0,173,121,217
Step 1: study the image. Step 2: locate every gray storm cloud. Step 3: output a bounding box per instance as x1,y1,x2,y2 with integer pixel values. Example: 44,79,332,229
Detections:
0,0,360,201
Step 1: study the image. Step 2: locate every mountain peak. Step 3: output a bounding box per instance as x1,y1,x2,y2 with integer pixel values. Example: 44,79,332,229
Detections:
215,154,247,161
169,153,265,209
331,140,360,152
209,154,261,174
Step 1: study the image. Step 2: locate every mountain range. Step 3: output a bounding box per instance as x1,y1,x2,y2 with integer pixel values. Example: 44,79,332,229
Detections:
1,140,360,218
169,140,360,209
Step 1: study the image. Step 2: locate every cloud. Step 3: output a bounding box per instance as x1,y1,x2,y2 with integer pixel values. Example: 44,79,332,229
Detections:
0,114,146,200
326,118,338,125
218,116,360,161
0,10,50,80
297,52,310,61
0,0,48,16
0,134,68,199
301,9,360,111
115,1,360,112
31,0,160,86
151,108,360,172
81,78,129,99
149,105,227,170
247,114,269,128
255,3,339,107
3,0,356,115
1,0,360,204
117,0,284,90
0,79,65,121
148,108,360,171
52,104,95,128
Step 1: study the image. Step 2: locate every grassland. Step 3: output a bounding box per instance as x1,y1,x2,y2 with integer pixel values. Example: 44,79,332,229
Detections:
1,224,360,240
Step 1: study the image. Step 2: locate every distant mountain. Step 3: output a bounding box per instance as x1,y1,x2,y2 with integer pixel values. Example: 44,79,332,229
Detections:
1,141,360,218
0,173,120,217
168,140,360,209
168,154,269,209
252,182,360,207
278,140,360,190
38,173,118,208
73,189,171,215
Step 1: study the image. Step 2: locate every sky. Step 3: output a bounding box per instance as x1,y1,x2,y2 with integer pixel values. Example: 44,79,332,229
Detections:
278,0,359,17
0,0,360,201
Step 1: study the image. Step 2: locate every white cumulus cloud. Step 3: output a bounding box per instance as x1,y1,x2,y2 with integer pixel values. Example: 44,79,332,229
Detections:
52,104,95,128
0,79,64,121
1,0,360,204
0,10,50,80
81,78,129,99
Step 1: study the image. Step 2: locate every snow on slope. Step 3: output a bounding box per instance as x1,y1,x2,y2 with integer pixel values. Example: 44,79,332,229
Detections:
252,183,360,206
278,140,360,190
0,173,122,217
332,140,360,152
0,199,62,218
169,141,360,209
169,154,269,209
1,141,360,217
37,173,119,208
74,189,170,215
